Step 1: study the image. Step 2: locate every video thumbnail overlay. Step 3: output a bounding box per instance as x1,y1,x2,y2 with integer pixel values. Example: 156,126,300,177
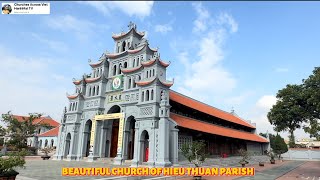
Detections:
62,167,255,176
2,2,50,14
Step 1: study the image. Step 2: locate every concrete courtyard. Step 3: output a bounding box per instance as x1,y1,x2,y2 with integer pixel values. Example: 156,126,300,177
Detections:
15,158,320,180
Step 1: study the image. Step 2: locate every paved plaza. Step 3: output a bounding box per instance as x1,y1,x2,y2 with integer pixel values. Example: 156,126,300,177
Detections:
15,157,320,180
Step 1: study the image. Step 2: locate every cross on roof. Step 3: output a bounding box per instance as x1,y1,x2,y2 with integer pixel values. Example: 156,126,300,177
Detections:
128,21,136,30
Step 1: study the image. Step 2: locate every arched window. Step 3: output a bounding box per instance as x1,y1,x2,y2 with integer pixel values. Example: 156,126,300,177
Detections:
133,79,136,88
118,63,122,74
75,102,77,110
69,103,72,111
113,65,117,76
89,87,92,97
51,139,54,147
100,67,103,76
146,90,149,101
137,57,139,66
133,59,136,67
151,89,154,100
146,71,149,78
93,86,96,96
39,140,42,148
45,139,48,147
128,78,131,89
124,62,128,68
142,91,144,102
97,85,99,95
153,69,155,76
122,41,126,52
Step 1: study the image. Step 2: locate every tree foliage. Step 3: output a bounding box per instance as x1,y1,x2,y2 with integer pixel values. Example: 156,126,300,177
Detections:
302,67,320,140
181,140,208,167
1,111,48,150
268,67,320,143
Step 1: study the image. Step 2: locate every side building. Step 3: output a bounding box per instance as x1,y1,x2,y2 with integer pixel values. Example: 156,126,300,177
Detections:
54,23,268,167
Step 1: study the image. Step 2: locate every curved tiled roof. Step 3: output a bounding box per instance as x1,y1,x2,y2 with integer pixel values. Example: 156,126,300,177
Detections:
73,80,82,85
141,58,170,68
141,59,156,67
67,94,79,99
159,78,174,88
84,76,101,83
169,90,256,129
121,65,143,74
159,60,170,67
89,60,104,68
112,28,145,40
171,113,268,143
13,115,60,127
136,77,157,86
38,126,59,137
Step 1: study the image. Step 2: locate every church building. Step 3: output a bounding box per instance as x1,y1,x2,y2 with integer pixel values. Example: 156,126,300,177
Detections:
54,22,268,167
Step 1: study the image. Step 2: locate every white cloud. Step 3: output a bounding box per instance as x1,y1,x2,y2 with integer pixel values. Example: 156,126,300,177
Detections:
247,95,277,135
0,46,72,122
256,95,277,110
155,24,173,34
79,1,154,18
44,15,108,40
225,91,255,105
174,6,238,99
275,67,289,73
30,33,69,53
192,2,210,33
217,12,238,33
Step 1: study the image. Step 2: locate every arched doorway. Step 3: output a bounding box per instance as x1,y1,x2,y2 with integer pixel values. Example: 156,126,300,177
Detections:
140,130,149,162
127,116,136,160
83,120,92,157
108,105,121,158
64,133,71,158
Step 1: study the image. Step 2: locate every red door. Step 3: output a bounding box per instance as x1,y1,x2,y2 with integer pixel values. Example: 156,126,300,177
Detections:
145,147,149,162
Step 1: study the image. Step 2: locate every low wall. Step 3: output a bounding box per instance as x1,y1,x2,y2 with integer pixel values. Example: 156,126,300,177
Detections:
282,149,320,161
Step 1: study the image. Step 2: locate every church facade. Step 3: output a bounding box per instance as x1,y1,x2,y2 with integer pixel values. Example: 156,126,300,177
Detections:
54,23,268,167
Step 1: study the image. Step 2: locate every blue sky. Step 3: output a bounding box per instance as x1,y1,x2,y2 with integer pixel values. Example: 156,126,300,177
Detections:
1,1,319,139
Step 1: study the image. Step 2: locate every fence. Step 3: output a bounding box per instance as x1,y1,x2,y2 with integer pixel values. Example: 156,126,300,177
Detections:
282,149,320,161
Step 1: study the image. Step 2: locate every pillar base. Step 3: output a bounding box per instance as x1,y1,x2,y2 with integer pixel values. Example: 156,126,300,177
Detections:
66,155,77,161
113,156,124,165
130,159,139,167
155,161,172,167
52,154,63,160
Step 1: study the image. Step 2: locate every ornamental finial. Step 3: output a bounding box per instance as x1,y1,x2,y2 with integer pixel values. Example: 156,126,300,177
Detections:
88,59,92,63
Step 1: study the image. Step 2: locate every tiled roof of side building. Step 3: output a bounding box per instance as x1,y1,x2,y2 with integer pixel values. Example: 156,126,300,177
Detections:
169,90,256,129
38,126,59,137
171,113,268,143
12,115,60,127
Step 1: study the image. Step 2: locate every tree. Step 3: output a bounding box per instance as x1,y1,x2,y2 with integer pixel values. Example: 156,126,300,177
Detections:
302,67,320,140
1,111,48,150
267,84,307,147
181,140,208,167
273,134,288,158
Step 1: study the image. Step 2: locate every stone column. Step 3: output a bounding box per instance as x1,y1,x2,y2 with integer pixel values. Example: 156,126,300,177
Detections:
67,131,77,161
88,121,101,162
171,128,179,166
122,130,130,160
53,125,64,160
114,117,125,165
155,119,171,167
76,122,85,161
131,127,140,167
147,128,155,167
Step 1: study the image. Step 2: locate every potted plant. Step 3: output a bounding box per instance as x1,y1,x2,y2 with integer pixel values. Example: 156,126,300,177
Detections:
238,149,250,167
40,147,53,160
267,150,276,164
0,152,25,180
259,161,265,166
181,140,208,180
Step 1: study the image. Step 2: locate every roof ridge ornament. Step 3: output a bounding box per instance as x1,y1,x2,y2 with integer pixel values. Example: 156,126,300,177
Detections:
128,21,136,30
